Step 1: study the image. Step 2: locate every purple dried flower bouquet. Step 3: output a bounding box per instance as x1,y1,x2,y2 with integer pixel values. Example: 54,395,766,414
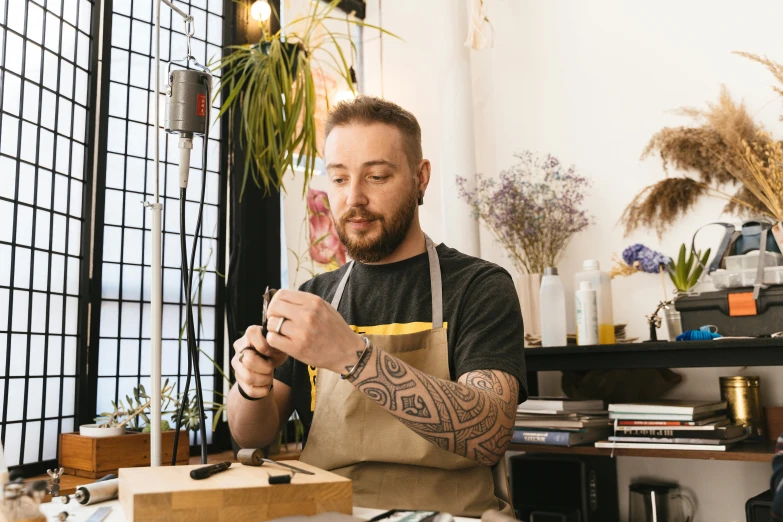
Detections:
457,152,593,274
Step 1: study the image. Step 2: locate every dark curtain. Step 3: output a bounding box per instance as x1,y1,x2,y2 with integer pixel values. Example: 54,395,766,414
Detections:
225,2,282,349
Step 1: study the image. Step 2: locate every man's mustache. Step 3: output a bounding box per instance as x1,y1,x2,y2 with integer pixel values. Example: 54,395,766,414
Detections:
338,208,385,225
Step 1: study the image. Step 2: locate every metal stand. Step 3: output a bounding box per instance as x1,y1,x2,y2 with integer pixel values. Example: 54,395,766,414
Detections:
150,0,193,468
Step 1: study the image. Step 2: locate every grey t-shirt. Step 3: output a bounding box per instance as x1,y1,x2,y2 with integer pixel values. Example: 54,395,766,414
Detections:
275,243,528,436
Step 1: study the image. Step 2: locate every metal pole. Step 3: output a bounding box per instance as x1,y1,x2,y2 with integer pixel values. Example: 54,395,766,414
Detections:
151,0,192,469
149,0,164,468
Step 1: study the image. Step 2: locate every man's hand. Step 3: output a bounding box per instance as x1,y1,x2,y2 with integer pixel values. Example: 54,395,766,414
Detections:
265,289,365,374
232,325,287,399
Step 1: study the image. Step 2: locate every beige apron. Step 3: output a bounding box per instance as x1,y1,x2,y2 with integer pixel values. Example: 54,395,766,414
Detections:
300,236,513,517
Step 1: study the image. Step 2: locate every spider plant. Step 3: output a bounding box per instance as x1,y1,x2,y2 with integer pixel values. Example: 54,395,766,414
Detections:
212,0,396,199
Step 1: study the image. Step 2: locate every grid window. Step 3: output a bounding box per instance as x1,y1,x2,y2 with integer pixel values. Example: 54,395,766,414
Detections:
0,0,95,469
94,0,225,446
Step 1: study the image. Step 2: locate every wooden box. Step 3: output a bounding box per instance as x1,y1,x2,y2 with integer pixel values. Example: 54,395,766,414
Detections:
59,430,190,478
119,461,353,522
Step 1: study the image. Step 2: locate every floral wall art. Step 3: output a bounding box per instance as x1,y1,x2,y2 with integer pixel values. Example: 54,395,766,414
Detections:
282,171,347,290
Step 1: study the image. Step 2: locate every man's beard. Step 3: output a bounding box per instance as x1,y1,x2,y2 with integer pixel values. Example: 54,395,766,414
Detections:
333,188,417,264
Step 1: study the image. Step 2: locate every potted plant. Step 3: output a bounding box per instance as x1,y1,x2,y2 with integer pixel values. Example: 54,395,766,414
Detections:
87,379,201,435
62,380,196,477
457,152,593,342
211,0,395,199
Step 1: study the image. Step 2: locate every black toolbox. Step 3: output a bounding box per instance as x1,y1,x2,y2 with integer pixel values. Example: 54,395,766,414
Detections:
674,286,783,336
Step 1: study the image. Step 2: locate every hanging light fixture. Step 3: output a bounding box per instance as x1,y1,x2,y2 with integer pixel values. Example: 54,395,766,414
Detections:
250,0,272,22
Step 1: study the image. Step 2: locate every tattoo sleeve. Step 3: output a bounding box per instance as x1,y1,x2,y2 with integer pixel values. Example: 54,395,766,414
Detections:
347,344,518,465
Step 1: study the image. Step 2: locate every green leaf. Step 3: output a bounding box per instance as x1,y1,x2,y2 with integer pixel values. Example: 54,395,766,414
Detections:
212,405,225,432
674,244,687,285
688,248,711,288
677,243,686,270
684,249,695,280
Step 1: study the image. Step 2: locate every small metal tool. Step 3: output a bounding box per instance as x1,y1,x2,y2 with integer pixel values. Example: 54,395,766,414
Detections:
85,506,113,522
238,287,278,363
236,448,314,475
59,474,118,505
261,287,278,338
46,467,64,497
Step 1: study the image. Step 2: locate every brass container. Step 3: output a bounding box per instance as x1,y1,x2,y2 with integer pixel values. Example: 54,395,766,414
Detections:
720,375,764,439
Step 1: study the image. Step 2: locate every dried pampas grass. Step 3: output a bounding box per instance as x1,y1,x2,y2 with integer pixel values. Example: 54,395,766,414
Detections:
624,83,780,236
622,178,707,237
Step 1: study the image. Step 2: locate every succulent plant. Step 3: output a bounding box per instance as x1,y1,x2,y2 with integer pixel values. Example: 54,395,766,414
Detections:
668,243,711,292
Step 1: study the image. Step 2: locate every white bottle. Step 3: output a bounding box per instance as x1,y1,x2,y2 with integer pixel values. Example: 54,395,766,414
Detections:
575,281,599,346
540,267,567,347
573,259,615,344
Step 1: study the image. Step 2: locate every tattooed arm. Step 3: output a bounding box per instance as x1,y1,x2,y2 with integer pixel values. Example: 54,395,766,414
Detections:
347,343,518,466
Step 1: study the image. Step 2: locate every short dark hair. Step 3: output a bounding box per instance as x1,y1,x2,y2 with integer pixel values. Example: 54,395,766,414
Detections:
325,96,423,173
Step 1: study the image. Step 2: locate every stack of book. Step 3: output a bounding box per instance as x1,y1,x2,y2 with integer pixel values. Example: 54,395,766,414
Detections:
594,400,748,451
513,397,612,447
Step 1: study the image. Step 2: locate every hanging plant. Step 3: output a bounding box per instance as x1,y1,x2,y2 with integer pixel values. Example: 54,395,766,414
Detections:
212,0,396,199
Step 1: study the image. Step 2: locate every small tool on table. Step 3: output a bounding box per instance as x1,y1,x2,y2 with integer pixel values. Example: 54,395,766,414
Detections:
84,506,112,522
190,461,232,480
60,474,117,505
236,448,314,475
46,467,64,498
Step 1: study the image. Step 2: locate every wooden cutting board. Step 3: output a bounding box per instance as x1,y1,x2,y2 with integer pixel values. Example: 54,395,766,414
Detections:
119,461,352,522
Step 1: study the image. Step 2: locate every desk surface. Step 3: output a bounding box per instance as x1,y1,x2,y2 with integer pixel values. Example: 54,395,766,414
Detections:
39,501,476,521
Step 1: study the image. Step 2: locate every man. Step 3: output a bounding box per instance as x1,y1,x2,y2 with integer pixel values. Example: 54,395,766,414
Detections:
228,96,526,516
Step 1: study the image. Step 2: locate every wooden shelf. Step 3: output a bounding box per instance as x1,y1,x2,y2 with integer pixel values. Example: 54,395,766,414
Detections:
524,338,783,372
508,440,777,462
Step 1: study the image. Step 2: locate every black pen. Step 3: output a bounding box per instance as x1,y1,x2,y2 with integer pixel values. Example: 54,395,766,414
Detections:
190,462,232,480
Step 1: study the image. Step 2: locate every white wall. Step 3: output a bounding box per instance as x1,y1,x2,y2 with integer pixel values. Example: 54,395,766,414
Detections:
362,0,480,255
363,1,783,520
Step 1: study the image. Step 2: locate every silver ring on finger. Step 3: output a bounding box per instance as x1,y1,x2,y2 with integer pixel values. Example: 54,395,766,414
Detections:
275,316,286,335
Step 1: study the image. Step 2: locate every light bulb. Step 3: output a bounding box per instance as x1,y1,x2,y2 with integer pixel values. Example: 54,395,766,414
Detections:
332,66,359,104
333,89,357,104
250,0,272,22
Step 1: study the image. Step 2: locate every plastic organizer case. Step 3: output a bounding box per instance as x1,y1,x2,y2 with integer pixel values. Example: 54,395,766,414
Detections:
724,251,783,272
712,266,783,289
710,251,783,290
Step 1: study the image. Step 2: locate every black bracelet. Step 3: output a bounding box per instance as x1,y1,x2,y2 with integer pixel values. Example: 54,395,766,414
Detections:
237,382,271,401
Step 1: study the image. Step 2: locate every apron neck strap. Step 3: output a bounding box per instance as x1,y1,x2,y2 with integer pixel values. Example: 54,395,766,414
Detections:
330,261,354,309
330,234,444,329
425,235,443,329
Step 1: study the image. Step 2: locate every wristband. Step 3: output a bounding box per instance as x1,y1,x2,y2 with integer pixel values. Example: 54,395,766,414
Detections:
237,382,272,401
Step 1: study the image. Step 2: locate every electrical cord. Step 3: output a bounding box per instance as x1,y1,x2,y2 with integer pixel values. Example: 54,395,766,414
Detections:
172,76,211,465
